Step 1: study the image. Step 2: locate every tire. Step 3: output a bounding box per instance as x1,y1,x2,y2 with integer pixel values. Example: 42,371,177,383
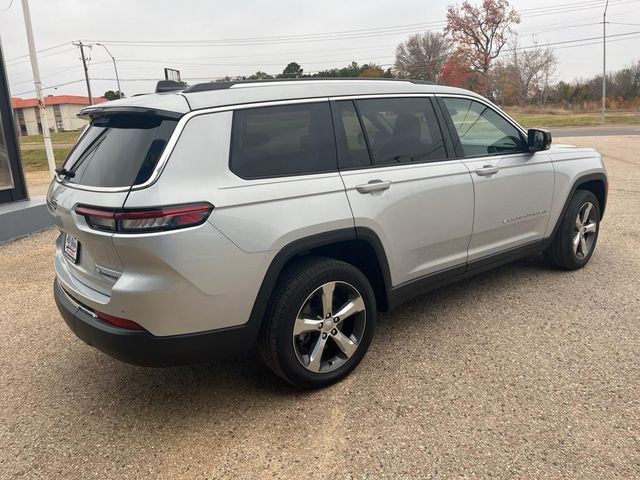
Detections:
544,190,600,270
258,257,376,389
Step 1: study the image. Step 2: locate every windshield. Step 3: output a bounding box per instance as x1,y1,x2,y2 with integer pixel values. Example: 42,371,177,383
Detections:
61,114,177,188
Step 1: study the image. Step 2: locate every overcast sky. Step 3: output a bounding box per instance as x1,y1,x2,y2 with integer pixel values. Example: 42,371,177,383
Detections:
1,0,639,99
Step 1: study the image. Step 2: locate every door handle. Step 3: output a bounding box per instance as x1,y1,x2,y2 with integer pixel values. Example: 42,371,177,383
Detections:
475,165,500,177
355,180,391,194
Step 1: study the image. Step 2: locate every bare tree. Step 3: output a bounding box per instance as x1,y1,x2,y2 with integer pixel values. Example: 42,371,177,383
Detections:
445,0,520,95
510,40,557,104
394,32,451,81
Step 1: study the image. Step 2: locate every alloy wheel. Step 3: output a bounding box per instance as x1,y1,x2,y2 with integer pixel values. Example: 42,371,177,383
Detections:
573,202,597,259
292,281,367,374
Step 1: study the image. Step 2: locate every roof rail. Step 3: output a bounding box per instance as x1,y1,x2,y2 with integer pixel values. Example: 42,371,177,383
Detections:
182,77,435,94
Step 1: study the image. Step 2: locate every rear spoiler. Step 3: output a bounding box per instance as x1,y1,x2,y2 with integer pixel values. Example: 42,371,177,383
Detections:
77,105,183,121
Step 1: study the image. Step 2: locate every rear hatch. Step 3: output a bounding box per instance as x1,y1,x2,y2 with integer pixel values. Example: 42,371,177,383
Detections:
47,110,180,297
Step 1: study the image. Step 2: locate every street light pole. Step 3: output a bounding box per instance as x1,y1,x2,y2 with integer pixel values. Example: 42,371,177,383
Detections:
20,0,56,177
96,43,122,99
601,0,609,124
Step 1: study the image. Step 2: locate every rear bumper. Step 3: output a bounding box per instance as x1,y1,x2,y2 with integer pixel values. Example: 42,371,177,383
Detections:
54,278,259,366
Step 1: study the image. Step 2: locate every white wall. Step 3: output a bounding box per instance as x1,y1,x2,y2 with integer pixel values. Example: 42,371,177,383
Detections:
14,104,90,136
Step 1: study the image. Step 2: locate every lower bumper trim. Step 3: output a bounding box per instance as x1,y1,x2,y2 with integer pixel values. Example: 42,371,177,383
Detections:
54,278,259,366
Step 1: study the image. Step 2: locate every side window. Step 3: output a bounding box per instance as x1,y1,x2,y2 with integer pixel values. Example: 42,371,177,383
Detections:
230,102,337,179
333,101,371,169
442,98,526,157
355,98,447,166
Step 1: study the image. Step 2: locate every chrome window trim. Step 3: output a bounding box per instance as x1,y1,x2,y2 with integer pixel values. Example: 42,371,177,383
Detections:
55,97,331,193
53,92,526,193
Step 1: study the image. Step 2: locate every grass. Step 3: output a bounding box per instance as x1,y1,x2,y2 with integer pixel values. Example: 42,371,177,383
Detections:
20,148,69,171
504,109,640,128
18,131,80,146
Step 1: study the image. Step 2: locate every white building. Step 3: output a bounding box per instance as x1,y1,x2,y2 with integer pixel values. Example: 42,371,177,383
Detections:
11,95,108,136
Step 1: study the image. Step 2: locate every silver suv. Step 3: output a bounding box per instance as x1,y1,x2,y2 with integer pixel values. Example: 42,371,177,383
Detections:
48,79,607,388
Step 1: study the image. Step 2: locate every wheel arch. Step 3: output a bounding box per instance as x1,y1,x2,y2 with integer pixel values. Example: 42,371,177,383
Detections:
545,172,608,247
247,227,391,339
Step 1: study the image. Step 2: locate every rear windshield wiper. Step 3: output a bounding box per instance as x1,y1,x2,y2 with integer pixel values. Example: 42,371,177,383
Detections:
55,168,76,178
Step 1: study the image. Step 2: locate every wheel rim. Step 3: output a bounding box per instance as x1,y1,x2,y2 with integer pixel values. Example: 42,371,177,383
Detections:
573,201,597,259
292,281,366,374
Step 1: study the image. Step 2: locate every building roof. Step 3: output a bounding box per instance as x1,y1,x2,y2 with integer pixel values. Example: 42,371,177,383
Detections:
11,95,108,109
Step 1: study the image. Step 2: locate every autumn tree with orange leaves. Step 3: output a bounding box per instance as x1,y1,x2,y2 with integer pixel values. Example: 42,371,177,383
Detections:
445,0,520,96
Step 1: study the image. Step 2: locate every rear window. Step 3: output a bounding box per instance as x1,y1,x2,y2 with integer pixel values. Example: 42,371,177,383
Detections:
230,102,337,179
61,114,177,188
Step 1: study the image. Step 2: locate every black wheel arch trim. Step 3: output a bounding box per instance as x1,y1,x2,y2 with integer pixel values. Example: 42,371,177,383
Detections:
544,172,608,248
247,226,393,342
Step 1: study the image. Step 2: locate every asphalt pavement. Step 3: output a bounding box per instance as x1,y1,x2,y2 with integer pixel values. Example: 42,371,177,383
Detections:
551,126,640,137
1,135,638,479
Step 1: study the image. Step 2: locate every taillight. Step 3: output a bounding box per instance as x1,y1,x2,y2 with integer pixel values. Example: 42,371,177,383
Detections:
75,203,213,233
96,310,146,330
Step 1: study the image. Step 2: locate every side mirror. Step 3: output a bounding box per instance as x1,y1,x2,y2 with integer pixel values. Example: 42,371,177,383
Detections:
527,128,552,153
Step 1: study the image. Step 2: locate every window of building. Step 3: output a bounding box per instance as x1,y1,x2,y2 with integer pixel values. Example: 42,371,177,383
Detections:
14,109,27,136
355,98,447,166
230,102,337,179
33,107,42,134
442,98,526,157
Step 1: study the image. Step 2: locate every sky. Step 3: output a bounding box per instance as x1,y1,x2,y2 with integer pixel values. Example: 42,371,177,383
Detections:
0,0,639,99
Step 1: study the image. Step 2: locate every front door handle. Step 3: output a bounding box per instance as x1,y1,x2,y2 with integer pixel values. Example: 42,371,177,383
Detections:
475,165,500,177
355,180,391,194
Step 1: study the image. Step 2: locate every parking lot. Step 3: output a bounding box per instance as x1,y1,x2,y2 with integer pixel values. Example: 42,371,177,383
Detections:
1,135,638,479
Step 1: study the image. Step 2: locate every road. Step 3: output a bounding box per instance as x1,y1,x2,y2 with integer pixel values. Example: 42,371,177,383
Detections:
551,126,640,137
1,135,639,479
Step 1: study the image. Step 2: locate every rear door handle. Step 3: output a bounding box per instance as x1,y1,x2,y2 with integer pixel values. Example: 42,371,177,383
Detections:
475,165,500,177
355,180,391,194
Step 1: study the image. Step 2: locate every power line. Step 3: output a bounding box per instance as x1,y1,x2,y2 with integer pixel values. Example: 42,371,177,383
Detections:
609,21,640,26
87,0,634,47
14,28,639,97
5,46,75,67
78,31,640,69
12,78,86,96
5,41,72,63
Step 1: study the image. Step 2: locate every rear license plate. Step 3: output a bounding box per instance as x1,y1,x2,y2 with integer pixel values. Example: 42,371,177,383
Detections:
64,234,79,263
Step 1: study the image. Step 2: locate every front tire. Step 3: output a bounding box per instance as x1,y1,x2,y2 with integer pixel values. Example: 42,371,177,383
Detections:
544,190,600,270
258,257,376,389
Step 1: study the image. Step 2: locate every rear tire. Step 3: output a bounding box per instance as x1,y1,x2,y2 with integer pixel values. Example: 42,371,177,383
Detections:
544,190,600,270
258,257,376,389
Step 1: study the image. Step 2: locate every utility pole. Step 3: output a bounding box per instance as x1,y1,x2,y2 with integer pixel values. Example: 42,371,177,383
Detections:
20,0,55,177
601,0,610,124
96,43,122,98
73,41,93,105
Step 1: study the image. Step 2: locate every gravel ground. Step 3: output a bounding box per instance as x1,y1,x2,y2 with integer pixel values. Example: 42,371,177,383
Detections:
1,136,638,480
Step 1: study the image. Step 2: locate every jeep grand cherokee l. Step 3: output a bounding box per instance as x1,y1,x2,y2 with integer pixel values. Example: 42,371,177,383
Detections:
48,78,607,388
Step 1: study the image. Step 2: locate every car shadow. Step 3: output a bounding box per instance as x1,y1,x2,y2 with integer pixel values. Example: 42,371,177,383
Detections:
49,254,553,419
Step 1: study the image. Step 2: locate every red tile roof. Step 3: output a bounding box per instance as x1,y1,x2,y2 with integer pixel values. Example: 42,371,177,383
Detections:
11,95,108,109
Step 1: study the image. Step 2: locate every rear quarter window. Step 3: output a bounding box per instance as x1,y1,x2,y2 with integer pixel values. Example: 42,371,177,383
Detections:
62,114,177,188
230,102,337,179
